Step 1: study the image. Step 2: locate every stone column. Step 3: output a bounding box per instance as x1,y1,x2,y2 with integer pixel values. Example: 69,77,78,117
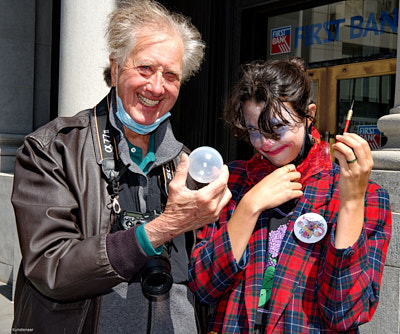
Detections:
362,3,400,333
0,1,36,173
371,1,400,170
58,0,115,117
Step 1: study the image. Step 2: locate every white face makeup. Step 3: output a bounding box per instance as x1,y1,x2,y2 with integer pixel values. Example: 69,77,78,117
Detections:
243,100,305,167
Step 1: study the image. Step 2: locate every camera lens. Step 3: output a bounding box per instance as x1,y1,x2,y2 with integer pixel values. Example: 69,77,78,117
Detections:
140,256,173,300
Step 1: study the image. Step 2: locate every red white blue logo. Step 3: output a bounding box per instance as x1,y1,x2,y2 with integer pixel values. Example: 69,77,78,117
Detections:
357,125,381,150
271,26,291,55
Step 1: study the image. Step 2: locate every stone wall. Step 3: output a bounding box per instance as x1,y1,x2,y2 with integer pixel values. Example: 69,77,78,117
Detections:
0,174,19,297
360,170,400,333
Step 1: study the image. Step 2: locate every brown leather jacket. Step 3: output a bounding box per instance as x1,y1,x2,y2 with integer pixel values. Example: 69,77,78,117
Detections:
11,92,188,333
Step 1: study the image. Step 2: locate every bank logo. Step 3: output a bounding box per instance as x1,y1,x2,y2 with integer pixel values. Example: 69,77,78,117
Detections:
271,26,291,55
357,125,381,150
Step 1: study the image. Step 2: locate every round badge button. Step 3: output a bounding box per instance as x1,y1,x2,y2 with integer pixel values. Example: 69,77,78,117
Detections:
293,212,328,244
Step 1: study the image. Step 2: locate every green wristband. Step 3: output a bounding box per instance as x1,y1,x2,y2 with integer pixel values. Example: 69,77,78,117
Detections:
136,224,163,256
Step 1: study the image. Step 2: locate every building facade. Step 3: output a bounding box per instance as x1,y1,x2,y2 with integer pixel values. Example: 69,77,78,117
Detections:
0,0,399,332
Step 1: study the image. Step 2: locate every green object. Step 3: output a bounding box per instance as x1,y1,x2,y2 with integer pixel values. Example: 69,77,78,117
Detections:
258,257,277,307
127,133,155,173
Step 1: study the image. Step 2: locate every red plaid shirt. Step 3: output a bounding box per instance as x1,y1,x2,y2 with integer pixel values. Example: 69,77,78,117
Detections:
189,137,392,333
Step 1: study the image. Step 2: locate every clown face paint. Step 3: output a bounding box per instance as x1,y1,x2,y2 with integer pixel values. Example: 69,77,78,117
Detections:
243,100,306,167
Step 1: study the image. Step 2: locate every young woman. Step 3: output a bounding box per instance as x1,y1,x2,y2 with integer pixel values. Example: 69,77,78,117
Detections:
189,58,391,333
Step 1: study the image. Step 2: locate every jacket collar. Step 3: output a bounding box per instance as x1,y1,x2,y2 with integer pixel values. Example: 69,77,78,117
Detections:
92,89,183,175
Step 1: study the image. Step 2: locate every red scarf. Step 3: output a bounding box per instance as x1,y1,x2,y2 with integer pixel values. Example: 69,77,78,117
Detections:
246,128,332,189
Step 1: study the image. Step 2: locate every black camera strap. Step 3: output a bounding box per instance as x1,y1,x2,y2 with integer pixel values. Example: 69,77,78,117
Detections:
93,95,179,217
93,96,127,217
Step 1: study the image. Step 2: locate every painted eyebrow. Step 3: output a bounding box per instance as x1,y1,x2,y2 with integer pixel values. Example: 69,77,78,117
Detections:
269,117,283,125
246,122,258,128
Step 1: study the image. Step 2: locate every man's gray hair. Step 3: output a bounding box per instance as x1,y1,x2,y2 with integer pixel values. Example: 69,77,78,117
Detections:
106,0,206,83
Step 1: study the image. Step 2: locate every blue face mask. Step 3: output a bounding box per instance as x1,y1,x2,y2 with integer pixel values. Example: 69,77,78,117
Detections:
115,96,171,135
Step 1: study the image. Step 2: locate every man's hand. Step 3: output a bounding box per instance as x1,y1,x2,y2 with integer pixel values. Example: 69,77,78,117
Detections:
145,153,231,247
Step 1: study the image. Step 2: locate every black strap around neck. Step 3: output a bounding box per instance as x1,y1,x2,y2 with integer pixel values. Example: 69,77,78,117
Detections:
93,95,129,216
93,94,176,213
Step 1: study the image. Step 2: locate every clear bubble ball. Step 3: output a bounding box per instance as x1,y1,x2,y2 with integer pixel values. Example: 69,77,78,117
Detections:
188,146,223,184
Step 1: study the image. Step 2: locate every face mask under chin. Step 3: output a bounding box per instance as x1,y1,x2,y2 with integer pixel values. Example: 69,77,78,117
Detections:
115,96,171,135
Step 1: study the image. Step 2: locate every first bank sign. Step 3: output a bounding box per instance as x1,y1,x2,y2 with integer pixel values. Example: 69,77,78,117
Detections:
270,9,398,55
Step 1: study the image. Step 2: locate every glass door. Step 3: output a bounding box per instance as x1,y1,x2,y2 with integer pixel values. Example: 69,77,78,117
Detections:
307,58,396,150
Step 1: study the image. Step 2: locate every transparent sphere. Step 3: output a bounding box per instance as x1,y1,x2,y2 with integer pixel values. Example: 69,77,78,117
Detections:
188,146,223,184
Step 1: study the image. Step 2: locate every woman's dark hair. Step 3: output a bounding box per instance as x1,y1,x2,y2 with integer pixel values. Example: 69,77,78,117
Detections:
224,57,315,142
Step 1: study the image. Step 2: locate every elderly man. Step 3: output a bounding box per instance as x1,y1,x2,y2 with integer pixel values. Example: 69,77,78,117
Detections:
11,1,231,333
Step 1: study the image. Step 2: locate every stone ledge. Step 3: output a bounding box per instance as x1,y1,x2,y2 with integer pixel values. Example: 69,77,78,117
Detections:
372,150,400,170
371,170,400,212
0,134,24,173
383,212,399,268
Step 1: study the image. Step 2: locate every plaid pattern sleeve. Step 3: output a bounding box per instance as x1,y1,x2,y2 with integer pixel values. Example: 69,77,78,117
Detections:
317,180,392,331
189,161,250,304
188,223,243,304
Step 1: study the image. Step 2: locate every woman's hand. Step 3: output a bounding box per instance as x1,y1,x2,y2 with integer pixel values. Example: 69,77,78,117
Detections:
332,133,373,248
242,164,303,216
333,133,373,203
228,164,302,261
